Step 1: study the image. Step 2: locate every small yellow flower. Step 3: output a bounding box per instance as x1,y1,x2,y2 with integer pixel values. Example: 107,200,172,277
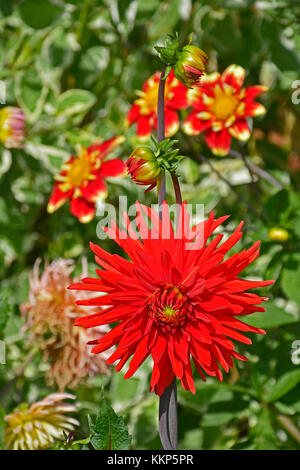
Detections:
4,393,79,450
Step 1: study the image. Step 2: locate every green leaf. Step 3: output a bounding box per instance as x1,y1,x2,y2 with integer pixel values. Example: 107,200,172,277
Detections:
90,399,131,450
240,302,298,329
201,412,235,427
56,89,97,118
0,295,9,336
281,258,300,305
19,0,63,30
265,189,289,224
15,68,47,122
266,369,300,403
25,141,69,173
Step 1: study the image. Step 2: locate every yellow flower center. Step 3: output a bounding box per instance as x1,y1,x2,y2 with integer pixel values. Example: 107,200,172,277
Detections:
211,94,238,120
67,151,92,187
135,76,174,114
149,284,192,328
162,305,178,321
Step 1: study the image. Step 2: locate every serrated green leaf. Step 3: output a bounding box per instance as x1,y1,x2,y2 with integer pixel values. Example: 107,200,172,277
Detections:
90,400,131,450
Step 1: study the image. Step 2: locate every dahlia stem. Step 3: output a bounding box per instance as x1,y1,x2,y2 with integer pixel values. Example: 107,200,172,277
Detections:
157,65,167,210
157,65,178,451
229,149,283,190
171,173,182,226
239,148,269,222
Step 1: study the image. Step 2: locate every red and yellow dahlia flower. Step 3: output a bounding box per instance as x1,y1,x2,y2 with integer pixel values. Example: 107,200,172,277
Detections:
0,106,25,148
126,70,188,141
47,136,125,223
183,64,267,156
70,202,273,396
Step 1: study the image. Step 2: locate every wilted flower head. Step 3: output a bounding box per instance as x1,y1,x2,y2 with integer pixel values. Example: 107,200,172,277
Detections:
21,258,111,391
70,202,273,396
174,45,207,88
183,64,268,156
0,106,25,148
4,393,78,450
47,136,125,223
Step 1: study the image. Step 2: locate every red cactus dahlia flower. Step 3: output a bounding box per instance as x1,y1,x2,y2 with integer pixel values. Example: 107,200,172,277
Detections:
126,70,188,141
47,136,125,223
70,202,273,395
183,64,267,156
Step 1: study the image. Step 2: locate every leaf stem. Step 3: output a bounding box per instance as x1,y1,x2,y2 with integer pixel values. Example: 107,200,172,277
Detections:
197,153,260,218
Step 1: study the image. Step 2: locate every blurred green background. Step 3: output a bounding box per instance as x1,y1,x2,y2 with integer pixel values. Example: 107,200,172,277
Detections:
0,0,300,450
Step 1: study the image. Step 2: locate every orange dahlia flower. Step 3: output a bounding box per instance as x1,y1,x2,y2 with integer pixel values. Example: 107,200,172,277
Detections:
70,202,273,396
183,65,267,156
126,70,188,141
21,258,111,391
5,393,78,450
47,136,125,223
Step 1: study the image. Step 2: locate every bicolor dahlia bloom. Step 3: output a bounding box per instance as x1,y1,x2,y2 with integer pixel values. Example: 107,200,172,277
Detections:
0,106,25,148
4,393,78,450
47,136,125,223
127,146,164,192
126,70,188,141
174,45,207,88
183,65,267,156
21,259,111,391
70,202,273,396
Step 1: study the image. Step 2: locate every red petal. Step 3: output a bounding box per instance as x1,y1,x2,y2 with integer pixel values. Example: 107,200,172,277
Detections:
70,197,95,223
136,115,153,140
88,136,125,160
47,183,73,213
229,119,251,142
222,64,245,90
205,128,232,156
183,111,212,136
100,158,126,177
244,85,268,100
81,176,107,203
164,108,179,137
126,104,140,125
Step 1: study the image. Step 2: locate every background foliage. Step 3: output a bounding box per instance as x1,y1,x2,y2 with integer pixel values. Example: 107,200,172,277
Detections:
0,0,300,450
